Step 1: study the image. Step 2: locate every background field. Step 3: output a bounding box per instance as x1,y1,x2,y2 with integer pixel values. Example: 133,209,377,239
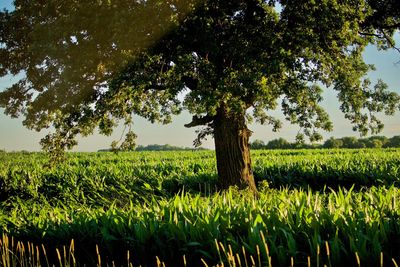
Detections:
0,148,400,266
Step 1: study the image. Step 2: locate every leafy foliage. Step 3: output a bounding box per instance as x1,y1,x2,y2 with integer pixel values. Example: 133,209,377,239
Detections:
0,0,399,155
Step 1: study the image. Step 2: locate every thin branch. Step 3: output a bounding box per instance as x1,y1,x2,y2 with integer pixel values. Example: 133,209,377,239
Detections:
358,31,383,38
359,29,400,64
380,29,400,54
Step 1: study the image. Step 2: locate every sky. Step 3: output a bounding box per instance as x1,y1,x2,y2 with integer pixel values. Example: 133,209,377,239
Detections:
0,1,399,151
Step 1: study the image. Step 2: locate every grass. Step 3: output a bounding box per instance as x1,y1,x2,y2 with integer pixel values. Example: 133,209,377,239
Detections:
0,148,399,266
1,231,399,266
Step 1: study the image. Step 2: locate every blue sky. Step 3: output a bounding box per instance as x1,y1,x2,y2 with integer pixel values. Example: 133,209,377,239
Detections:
0,0,12,11
0,1,399,151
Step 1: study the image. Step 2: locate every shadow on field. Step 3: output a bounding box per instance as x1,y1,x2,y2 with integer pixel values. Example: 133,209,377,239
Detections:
161,164,400,195
253,165,400,191
1,165,398,206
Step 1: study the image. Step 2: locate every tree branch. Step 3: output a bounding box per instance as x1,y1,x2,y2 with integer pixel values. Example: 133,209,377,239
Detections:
358,31,383,38
149,83,167,91
184,115,214,128
380,29,400,54
358,30,400,55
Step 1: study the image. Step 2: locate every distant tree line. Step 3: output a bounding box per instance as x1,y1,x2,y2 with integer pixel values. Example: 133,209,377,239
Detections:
98,144,208,152
250,136,400,150
322,136,400,149
136,144,207,151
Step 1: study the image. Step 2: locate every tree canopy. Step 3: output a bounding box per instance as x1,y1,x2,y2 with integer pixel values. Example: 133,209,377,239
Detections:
1,0,399,190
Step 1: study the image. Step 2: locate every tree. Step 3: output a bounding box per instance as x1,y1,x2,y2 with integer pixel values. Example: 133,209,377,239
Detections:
340,137,362,148
266,138,291,149
323,137,344,149
250,139,266,150
359,136,388,148
1,0,400,193
385,136,400,148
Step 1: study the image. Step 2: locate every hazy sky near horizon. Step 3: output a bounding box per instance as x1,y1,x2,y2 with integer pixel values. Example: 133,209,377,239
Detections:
0,1,399,151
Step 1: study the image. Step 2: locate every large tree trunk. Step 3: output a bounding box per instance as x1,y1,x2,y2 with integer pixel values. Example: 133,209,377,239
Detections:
213,106,258,194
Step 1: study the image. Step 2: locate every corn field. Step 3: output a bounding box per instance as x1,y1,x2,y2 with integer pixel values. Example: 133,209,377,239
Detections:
0,149,399,266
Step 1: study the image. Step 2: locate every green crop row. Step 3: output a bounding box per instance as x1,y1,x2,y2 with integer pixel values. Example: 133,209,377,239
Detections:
1,149,399,206
253,148,400,189
0,187,400,266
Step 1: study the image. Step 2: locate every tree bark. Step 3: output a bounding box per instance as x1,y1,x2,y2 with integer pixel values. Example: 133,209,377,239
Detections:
213,106,258,194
